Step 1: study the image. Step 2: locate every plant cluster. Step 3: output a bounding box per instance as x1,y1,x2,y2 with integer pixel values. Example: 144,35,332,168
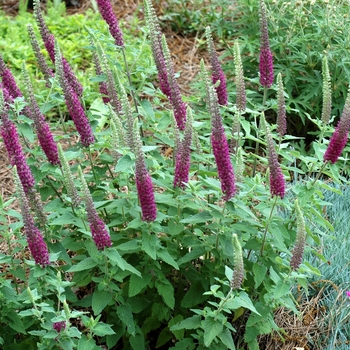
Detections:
0,0,349,349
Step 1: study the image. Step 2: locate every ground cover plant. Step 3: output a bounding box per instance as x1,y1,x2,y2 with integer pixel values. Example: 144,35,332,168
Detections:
0,0,349,349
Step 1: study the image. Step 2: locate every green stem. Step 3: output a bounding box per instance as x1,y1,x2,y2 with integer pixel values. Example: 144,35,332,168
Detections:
260,195,278,256
87,145,98,184
311,161,328,187
121,47,144,138
216,287,233,318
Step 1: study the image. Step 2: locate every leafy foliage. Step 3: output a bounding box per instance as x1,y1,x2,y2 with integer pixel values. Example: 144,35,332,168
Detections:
0,0,349,349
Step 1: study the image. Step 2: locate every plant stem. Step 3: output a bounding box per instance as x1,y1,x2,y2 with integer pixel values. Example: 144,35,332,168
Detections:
260,195,278,256
121,47,144,138
216,287,233,318
87,145,98,184
311,161,328,187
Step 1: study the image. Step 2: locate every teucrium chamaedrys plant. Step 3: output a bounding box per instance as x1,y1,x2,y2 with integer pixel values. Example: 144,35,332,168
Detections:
0,1,345,349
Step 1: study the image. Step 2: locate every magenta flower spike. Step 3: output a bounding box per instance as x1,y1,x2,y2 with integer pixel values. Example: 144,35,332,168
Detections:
324,90,350,164
22,64,60,165
33,0,83,96
0,55,33,117
0,95,35,194
144,0,171,97
259,0,274,88
206,27,228,106
174,108,193,188
135,156,157,222
201,60,236,201
161,35,187,130
55,43,95,147
96,0,124,47
13,167,50,267
78,166,112,250
262,113,285,198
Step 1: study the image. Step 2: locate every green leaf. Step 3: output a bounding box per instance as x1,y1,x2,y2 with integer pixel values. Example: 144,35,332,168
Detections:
49,213,77,226
104,249,125,270
115,154,135,173
273,280,291,299
156,279,175,309
180,211,212,224
17,122,34,144
170,315,201,331
168,315,184,341
67,258,98,272
169,338,196,350
157,249,179,270
140,99,155,121
129,274,151,297
117,304,135,336
130,331,146,350
181,282,207,308
77,335,98,350
92,322,116,336
225,292,261,316
168,220,184,236
252,264,267,289
123,261,142,277
92,290,113,315
177,247,206,266
142,232,157,260
202,316,223,347
218,328,236,350
6,311,26,333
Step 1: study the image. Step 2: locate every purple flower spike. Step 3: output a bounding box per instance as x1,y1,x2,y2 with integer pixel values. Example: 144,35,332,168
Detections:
201,60,236,201
174,109,193,188
90,216,112,250
22,65,60,165
259,0,274,88
212,131,236,201
55,44,95,147
324,91,350,164
206,27,228,106
136,159,157,222
96,0,124,47
263,114,285,198
0,104,35,194
33,0,83,96
13,168,50,267
78,166,112,250
53,321,66,332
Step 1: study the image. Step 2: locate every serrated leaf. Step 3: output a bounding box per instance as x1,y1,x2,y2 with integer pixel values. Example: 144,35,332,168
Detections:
157,249,179,270
142,232,157,260
117,304,135,336
202,317,223,347
123,261,142,277
218,328,236,349
169,338,195,350
104,249,125,270
140,99,155,121
129,274,151,297
180,211,212,224
67,258,98,272
253,264,267,289
273,280,291,299
115,154,135,173
6,311,26,333
77,335,98,350
92,323,116,336
225,292,261,316
130,332,146,350
92,290,112,315
181,282,207,308
49,213,77,226
170,315,201,331
156,280,175,309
